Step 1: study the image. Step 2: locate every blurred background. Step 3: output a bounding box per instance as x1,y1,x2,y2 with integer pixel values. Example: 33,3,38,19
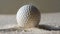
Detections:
0,0,60,28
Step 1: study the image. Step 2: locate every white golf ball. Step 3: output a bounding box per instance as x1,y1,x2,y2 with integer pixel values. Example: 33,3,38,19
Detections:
16,5,40,28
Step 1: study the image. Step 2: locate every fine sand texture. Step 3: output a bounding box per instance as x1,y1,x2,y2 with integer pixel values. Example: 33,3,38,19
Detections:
0,13,60,34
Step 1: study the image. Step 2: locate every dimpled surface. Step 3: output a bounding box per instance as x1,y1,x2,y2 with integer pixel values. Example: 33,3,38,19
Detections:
16,5,40,28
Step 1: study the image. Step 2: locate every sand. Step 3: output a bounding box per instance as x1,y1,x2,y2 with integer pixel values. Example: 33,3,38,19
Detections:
0,13,60,34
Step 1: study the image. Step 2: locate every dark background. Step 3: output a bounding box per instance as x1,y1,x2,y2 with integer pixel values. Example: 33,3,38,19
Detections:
0,0,60,14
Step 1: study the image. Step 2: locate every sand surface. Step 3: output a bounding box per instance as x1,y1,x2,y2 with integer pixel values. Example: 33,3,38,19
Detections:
0,28,60,34
0,13,60,34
